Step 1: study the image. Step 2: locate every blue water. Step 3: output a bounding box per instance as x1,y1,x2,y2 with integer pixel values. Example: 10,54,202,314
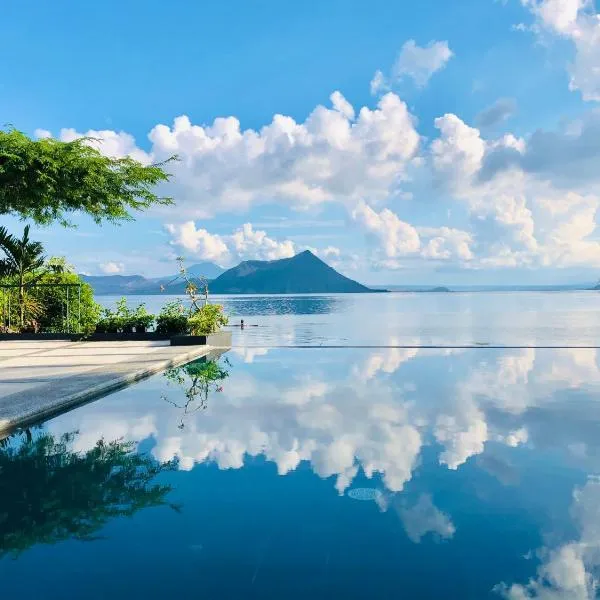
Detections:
100,291,600,346
2,338,600,598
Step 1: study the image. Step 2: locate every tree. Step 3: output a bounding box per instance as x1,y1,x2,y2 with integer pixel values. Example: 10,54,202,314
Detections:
0,128,175,226
0,225,45,327
0,429,180,559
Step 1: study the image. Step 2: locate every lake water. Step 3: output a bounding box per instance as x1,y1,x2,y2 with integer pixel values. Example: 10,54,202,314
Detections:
101,291,600,346
2,293,600,598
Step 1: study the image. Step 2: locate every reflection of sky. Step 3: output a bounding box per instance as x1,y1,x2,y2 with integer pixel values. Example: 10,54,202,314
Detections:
100,291,600,346
5,346,600,597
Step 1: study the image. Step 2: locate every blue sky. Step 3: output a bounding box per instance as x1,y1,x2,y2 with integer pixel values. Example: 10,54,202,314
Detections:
2,0,600,285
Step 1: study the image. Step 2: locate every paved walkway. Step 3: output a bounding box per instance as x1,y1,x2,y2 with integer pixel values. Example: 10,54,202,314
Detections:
0,340,214,434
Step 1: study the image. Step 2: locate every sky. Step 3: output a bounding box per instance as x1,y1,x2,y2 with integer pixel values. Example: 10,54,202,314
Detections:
2,0,600,285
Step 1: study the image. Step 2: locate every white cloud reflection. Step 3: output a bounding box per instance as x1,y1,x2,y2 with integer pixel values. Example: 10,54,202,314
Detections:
46,345,600,499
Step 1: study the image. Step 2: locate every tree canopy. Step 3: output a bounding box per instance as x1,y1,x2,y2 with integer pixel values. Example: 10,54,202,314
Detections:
0,128,175,225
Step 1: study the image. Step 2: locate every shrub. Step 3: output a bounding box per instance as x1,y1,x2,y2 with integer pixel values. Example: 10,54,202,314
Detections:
188,304,228,335
95,298,155,334
156,300,189,335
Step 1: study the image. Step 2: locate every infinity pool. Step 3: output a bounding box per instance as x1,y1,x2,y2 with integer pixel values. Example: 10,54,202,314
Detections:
2,347,600,598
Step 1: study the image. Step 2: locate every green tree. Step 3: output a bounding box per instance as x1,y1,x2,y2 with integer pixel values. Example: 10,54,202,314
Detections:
0,225,45,327
0,128,175,226
0,429,180,559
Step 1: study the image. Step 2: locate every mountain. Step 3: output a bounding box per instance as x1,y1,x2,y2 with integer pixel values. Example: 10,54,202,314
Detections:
210,250,375,294
184,262,225,279
81,261,225,295
79,275,151,295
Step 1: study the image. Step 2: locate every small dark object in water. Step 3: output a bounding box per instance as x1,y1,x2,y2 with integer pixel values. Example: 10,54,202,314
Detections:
240,319,244,329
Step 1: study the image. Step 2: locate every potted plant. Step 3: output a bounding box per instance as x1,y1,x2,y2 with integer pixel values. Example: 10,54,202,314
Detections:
131,304,155,333
156,301,189,335
188,304,228,335
95,307,122,333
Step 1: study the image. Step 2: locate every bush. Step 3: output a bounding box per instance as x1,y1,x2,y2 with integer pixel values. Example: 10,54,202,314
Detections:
95,298,155,334
188,304,228,335
156,300,189,335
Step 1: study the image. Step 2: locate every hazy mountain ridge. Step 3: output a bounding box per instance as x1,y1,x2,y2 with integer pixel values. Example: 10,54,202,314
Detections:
83,252,375,295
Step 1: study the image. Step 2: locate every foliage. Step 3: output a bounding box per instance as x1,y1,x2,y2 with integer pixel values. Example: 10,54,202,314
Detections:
0,225,46,328
188,303,228,335
95,298,155,333
161,256,210,306
0,265,101,334
29,271,100,334
0,429,180,559
162,357,230,428
155,300,189,335
0,128,176,226
160,257,228,336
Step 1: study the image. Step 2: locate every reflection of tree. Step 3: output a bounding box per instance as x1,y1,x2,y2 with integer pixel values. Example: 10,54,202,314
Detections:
0,429,179,559
162,357,230,429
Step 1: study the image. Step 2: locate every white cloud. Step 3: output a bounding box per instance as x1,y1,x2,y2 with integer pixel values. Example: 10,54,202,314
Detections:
519,0,600,101
164,222,230,264
390,40,453,88
99,261,125,274
231,223,295,261
41,77,600,275
165,221,296,265
146,92,420,218
352,201,474,267
34,128,52,139
352,200,421,259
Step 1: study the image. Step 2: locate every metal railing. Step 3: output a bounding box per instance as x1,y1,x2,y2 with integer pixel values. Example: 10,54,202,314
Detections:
0,283,83,333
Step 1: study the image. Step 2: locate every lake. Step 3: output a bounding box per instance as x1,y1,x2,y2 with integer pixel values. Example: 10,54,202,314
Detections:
100,291,600,346
2,292,600,598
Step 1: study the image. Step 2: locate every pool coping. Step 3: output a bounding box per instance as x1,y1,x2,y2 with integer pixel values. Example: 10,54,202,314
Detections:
0,344,221,436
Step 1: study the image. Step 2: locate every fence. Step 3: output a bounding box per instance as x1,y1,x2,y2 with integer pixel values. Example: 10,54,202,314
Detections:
0,283,83,333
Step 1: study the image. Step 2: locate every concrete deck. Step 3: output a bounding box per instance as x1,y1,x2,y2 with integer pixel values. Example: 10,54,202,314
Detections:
0,340,215,434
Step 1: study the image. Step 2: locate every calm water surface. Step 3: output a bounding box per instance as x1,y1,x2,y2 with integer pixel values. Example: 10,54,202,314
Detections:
2,345,600,598
100,291,600,346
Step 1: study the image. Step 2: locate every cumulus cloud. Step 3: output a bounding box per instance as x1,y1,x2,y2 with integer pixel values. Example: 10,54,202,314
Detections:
352,200,420,259
430,112,600,269
352,201,474,267
165,221,295,265
164,222,230,264
372,40,454,91
99,261,125,274
519,0,600,101
42,92,419,220
39,79,600,274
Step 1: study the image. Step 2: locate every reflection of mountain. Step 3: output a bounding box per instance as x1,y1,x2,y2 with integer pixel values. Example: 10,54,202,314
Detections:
0,430,179,558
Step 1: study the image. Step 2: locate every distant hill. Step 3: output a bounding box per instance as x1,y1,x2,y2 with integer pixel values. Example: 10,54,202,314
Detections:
81,261,224,295
182,262,225,280
210,250,375,294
